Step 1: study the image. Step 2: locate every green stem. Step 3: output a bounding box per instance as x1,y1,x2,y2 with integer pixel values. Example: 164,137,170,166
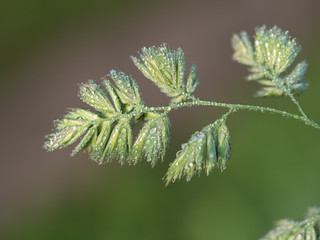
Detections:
275,78,309,119
141,96,320,129
107,94,319,130
276,80,320,128
286,90,309,119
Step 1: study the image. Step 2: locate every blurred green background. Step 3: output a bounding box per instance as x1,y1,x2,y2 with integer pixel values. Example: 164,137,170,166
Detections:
1,0,320,239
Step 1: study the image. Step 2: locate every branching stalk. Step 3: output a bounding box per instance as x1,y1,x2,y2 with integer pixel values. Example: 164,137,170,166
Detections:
44,26,320,185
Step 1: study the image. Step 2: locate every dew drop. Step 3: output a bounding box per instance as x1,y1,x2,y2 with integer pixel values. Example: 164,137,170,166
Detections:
181,143,187,150
150,127,157,134
191,133,197,141
196,132,205,139
176,150,182,157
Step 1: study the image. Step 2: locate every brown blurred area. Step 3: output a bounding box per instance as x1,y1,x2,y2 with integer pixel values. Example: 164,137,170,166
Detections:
1,0,320,239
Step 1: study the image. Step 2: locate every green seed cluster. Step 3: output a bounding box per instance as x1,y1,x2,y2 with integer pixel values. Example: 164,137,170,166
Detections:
232,25,308,97
131,43,199,104
44,71,170,165
165,119,231,185
261,207,320,240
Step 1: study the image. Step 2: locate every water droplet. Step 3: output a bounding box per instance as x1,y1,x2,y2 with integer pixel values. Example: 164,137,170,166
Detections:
181,143,187,150
189,163,193,168
150,127,157,134
176,150,182,157
196,132,205,139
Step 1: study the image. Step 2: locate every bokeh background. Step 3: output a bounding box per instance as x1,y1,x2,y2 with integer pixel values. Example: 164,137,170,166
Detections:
1,0,320,239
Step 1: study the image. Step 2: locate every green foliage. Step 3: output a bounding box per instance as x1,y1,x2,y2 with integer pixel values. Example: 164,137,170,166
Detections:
261,207,320,240
232,26,309,97
45,26,319,186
